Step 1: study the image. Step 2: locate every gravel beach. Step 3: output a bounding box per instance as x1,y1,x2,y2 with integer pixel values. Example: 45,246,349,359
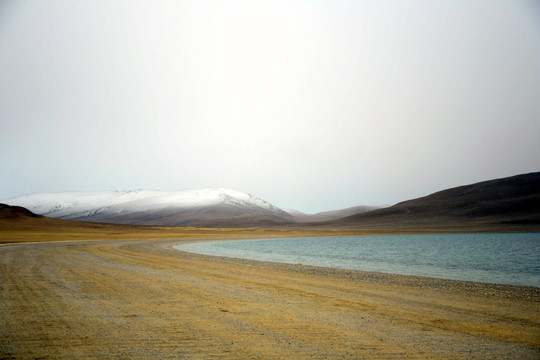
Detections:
1,238,538,359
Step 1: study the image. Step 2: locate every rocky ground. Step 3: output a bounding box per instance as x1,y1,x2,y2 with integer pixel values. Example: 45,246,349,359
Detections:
1,238,538,359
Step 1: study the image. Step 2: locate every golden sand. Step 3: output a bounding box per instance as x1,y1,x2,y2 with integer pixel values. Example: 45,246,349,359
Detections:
1,230,538,359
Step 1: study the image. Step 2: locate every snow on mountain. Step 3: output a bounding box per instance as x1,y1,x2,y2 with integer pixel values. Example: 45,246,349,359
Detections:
2,189,293,226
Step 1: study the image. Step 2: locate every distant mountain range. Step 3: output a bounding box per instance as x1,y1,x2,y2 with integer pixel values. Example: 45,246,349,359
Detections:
2,189,296,227
2,188,381,227
285,206,382,222
2,172,539,231
325,172,540,231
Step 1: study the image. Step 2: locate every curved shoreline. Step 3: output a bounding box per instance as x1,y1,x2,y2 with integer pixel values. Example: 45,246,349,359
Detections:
5,235,537,299
171,235,540,296
167,240,539,302
3,235,539,298
1,237,539,358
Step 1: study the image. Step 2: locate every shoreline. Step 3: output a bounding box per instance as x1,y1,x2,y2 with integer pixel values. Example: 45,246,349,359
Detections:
1,234,539,358
1,237,539,358
5,233,537,296
167,241,539,302
3,233,539,294
171,235,540,292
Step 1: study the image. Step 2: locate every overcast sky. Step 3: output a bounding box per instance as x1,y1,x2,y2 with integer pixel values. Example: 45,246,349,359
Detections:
1,1,539,213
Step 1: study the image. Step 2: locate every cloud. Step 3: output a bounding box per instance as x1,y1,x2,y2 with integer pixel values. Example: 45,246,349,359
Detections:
1,0,539,213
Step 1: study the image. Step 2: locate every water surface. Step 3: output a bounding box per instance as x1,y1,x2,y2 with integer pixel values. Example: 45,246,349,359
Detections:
175,233,540,287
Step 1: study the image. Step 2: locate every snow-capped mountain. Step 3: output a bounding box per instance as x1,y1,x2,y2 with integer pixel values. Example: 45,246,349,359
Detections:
2,189,294,227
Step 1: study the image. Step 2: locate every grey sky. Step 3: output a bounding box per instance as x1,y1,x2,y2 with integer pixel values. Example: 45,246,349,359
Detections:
1,0,539,213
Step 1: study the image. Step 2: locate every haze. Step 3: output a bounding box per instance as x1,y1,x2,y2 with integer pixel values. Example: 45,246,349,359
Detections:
1,1,539,213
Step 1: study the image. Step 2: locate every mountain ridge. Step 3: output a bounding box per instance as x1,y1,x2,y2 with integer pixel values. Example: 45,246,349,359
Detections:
325,172,540,230
3,172,539,230
285,206,383,222
2,188,294,227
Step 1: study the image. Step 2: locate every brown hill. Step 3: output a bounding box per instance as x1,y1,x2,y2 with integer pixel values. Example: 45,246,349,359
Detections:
0,203,147,236
326,172,540,231
0,203,42,220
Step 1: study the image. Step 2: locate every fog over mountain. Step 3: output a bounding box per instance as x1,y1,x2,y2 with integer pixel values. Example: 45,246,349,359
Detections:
3,189,295,227
2,2,539,214
286,206,382,222
3,172,539,230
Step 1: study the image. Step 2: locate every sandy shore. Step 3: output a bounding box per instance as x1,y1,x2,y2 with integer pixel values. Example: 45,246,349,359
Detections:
1,237,538,359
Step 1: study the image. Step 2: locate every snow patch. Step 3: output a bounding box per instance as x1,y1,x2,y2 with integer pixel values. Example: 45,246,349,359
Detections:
2,188,290,220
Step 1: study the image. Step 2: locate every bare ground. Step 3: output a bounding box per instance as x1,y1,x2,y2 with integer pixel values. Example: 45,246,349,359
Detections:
1,238,538,359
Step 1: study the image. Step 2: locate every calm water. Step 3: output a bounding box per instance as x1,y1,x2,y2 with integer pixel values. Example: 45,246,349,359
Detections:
175,233,540,287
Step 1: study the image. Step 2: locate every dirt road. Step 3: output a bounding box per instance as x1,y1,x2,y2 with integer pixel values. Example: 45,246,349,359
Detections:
1,238,538,359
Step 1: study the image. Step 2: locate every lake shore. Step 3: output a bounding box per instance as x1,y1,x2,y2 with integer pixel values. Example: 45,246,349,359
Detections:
175,233,540,288
1,237,538,359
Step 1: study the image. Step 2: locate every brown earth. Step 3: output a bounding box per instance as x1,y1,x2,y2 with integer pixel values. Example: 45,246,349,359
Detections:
324,172,540,232
1,226,539,359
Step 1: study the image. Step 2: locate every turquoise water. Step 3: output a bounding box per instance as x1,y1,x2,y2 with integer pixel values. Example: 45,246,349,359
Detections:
175,233,540,287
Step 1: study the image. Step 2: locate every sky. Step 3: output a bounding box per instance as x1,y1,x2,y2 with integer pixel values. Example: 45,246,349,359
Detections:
1,0,539,214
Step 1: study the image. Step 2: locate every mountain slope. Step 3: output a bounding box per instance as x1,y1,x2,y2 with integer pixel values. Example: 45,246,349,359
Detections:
286,206,383,222
0,203,42,220
2,189,294,227
329,172,540,229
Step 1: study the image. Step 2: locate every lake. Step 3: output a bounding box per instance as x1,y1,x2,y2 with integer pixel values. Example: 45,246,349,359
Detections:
175,233,540,287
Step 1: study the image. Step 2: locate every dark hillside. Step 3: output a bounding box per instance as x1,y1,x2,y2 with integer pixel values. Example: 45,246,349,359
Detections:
0,203,42,219
329,172,540,230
